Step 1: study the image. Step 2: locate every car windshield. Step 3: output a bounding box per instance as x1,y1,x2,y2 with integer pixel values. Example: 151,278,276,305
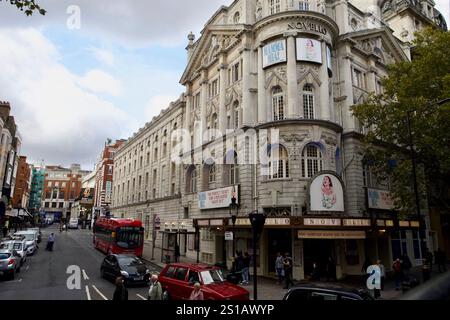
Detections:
0,253,11,259
200,269,225,285
18,234,34,241
118,256,143,268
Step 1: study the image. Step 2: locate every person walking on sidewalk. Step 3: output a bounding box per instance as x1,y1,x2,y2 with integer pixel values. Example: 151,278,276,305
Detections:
46,233,55,251
392,258,403,291
424,248,433,272
241,252,250,285
189,282,204,300
113,277,128,301
275,252,284,284
148,274,163,300
377,260,386,291
283,252,294,289
422,258,431,282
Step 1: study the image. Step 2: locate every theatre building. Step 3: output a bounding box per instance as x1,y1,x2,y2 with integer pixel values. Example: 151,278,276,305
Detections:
111,0,446,280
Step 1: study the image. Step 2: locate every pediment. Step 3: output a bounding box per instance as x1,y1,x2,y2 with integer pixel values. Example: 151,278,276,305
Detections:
180,25,243,84
343,27,409,64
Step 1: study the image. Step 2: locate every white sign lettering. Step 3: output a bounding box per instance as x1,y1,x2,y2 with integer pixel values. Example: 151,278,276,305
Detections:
368,188,394,210
304,218,342,226
199,186,239,210
263,39,287,68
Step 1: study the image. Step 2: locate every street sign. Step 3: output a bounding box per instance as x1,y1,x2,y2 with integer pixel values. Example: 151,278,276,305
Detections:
225,231,234,241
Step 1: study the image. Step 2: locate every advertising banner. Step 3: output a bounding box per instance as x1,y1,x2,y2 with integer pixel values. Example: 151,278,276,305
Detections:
297,38,322,64
263,39,287,68
199,186,239,210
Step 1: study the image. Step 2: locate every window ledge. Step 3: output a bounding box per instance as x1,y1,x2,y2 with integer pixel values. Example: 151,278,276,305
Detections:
261,178,293,183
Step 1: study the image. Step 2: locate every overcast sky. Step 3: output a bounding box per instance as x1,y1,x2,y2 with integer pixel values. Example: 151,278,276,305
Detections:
0,0,448,170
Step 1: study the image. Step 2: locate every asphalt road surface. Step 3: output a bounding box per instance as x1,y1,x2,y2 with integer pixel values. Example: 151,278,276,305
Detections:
0,225,161,300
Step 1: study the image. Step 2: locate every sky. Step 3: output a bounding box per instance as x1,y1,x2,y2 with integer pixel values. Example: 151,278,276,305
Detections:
0,0,448,170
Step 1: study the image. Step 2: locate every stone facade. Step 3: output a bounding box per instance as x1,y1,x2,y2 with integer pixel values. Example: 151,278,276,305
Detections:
111,0,445,279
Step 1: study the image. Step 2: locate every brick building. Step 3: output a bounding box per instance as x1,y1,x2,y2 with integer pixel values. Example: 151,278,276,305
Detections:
12,156,31,210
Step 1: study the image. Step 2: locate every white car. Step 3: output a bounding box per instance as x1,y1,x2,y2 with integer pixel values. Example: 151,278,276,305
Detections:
68,218,79,229
14,231,38,256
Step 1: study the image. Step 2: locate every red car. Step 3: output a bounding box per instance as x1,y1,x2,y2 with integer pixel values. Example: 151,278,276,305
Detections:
159,263,250,300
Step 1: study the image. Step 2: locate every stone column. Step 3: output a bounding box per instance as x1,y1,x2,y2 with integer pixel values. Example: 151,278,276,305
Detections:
285,32,299,119
257,45,266,124
366,60,377,93
185,84,192,131
219,61,227,134
319,40,331,121
200,70,208,144
339,43,355,131
242,45,253,126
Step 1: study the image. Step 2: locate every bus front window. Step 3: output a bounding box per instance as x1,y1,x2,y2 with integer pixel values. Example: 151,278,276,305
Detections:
116,227,143,249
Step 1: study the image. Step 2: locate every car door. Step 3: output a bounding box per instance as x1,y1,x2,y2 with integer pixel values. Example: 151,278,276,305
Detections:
172,267,188,300
103,256,115,278
182,269,200,299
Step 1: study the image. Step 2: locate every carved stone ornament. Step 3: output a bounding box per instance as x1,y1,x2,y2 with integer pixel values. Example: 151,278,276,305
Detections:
265,66,287,89
321,132,337,146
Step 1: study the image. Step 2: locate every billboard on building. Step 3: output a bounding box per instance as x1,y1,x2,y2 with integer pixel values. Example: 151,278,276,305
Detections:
198,186,239,210
297,38,323,64
309,173,345,212
262,39,287,68
367,188,394,210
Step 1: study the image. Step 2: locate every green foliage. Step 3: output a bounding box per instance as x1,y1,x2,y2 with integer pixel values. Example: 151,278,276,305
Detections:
352,27,450,212
1,0,46,16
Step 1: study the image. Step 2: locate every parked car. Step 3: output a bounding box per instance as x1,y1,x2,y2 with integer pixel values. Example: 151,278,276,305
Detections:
27,228,42,243
68,218,79,229
100,254,153,286
14,231,38,256
0,238,27,266
159,263,250,300
0,249,21,280
282,283,374,301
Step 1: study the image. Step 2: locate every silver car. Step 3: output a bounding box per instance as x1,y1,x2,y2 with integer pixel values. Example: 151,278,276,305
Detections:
0,249,21,280
14,231,37,256
0,239,27,266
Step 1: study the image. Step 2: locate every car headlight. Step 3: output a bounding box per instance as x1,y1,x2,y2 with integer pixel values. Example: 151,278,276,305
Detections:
120,270,129,277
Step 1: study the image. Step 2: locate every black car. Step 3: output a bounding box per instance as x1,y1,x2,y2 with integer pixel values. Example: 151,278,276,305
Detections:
100,254,152,286
283,283,374,301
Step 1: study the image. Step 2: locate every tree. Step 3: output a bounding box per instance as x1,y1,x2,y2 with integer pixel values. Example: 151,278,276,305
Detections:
1,0,46,16
352,27,450,214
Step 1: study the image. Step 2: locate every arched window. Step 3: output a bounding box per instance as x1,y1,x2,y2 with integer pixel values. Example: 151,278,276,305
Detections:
186,165,197,193
302,145,323,178
233,101,240,128
233,11,240,24
272,86,285,121
269,0,281,15
268,145,289,179
225,150,239,185
303,84,315,120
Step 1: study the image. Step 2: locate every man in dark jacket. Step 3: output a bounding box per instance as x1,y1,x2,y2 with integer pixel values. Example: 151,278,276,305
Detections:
283,252,295,289
113,277,128,301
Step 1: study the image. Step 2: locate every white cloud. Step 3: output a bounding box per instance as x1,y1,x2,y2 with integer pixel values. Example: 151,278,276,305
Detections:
77,69,122,96
144,95,179,121
0,28,136,167
90,47,115,66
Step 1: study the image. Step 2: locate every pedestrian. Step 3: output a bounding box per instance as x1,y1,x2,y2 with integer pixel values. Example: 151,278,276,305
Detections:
422,258,431,282
241,252,250,285
424,248,433,272
275,252,284,284
189,282,204,300
2,225,8,238
377,260,386,291
311,262,320,281
46,233,55,251
401,254,412,276
175,243,180,262
392,258,403,291
148,274,163,300
283,252,294,289
326,256,336,281
113,277,128,301
436,248,447,273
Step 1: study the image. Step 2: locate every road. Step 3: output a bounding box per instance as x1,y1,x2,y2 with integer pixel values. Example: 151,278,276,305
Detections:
0,225,161,300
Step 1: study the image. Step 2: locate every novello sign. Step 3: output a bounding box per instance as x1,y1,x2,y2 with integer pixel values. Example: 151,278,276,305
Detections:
288,21,327,35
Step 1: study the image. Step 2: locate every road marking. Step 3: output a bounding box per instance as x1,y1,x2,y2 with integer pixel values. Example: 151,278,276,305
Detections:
92,285,108,300
82,269,89,280
85,285,91,301
136,294,147,300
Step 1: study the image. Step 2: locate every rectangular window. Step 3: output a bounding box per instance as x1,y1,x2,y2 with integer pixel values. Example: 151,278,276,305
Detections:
232,63,240,83
146,152,150,165
352,68,365,89
209,79,219,97
270,0,281,14
171,183,175,195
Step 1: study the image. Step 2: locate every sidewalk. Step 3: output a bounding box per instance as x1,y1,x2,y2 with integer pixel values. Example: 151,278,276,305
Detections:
143,256,449,300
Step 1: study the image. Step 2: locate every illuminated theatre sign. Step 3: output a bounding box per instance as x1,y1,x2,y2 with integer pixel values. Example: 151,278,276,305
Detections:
288,20,328,35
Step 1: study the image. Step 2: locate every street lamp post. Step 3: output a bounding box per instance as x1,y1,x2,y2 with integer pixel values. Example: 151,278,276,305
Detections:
229,195,239,262
194,222,200,263
249,211,266,301
406,98,450,257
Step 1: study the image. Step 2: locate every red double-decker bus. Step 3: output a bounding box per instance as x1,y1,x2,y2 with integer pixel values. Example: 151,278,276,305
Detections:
93,218,144,257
